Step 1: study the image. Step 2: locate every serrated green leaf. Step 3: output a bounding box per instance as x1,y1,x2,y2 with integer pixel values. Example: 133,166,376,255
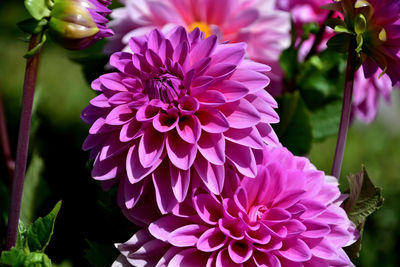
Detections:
24,252,51,267
311,100,342,140
0,248,27,267
17,19,48,35
24,0,51,20
273,92,312,155
26,201,61,252
343,166,384,258
84,240,119,267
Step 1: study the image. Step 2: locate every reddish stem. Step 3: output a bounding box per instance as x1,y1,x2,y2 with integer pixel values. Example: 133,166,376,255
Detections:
331,39,357,179
5,35,40,250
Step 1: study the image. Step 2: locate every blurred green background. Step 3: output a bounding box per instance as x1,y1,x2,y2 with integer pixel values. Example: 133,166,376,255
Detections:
0,1,399,266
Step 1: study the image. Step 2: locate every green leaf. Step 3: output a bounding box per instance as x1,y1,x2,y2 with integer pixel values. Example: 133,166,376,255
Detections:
17,19,48,35
21,152,47,224
311,100,342,141
343,166,384,258
26,201,62,252
24,34,47,58
279,46,298,81
24,0,51,20
85,240,119,267
24,252,51,267
273,92,312,155
334,25,354,34
0,248,27,267
327,33,351,53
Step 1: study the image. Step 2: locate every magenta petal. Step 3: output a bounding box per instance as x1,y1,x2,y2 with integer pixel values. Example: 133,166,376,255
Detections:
278,238,312,262
105,105,133,125
126,143,162,183
166,131,197,170
90,94,111,108
228,240,253,264
253,251,280,267
89,118,116,134
196,107,229,133
136,104,160,122
92,154,122,180
108,92,134,105
149,215,188,242
231,69,270,93
138,127,165,168
205,63,236,80
212,43,246,66
197,90,227,106
197,132,225,165
121,177,147,209
224,127,264,150
177,115,201,144
194,156,225,195
190,35,217,64
226,141,257,178
120,119,143,142
152,163,179,214
168,248,209,267
99,73,127,91
170,163,191,202
197,227,228,252
216,248,240,267
193,193,224,225
168,224,207,247
219,99,261,129
211,80,249,102
301,220,331,238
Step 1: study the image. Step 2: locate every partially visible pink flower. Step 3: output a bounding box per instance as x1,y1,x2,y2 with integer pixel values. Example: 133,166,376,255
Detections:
105,0,291,95
115,146,358,266
352,67,393,123
82,27,280,216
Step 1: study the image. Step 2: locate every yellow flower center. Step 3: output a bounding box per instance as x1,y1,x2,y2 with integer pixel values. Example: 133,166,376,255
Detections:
188,21,212,38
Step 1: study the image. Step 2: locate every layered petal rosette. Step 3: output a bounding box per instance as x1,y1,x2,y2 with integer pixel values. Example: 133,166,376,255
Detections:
115,146,358,267
49,0,114,50
82,27,279,215
105,0,291,95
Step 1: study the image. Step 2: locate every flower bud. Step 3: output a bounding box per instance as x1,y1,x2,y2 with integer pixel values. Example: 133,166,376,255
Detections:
49,0,113,50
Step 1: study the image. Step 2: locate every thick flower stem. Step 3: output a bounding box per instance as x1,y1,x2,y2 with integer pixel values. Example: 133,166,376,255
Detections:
5,35,40,250
331,40,357,179
0,90,15,187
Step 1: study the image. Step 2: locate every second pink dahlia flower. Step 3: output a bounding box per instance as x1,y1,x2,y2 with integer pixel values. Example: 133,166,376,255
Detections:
114,146,358,266
105,0,291,95
82,27,279,214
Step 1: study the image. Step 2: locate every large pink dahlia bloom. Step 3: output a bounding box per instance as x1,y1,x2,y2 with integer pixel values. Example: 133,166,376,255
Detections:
105,0,291,95
114,147,358,267
82,27,279,214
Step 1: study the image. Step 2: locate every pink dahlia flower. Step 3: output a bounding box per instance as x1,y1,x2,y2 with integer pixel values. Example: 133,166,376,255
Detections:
352,67,393,123
115,146,358,267
82,27,280,215
105,0,291,95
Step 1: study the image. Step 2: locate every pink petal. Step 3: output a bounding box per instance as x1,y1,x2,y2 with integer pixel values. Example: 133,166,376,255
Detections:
170,163,191,202
177,115,201,144
190,35,218,64
136,104,160,122
106,105,134,125
278,238,312,262
231,69,270,93
197,90,227,106
219,99,261,129
211,80,249,102
197,132,225,165
197,227,228,252
194,156,225,195
90,94,111,108
212,43,246,66
121,178,147,209
138,127,165,168
152,163,179,214
196,107,229,133
166,131,198,170
126,143,162,183
224,127,264,150
193,193,224,225
120,119,143,142
149,215,188,242
178,96,200,115
168,224,207,247
228,240,253,264
92,154,123,180
153,109,179,132
167,248,209,267
216,248,240,267
205,63,236,80
226,141,257,177
300,220,331,238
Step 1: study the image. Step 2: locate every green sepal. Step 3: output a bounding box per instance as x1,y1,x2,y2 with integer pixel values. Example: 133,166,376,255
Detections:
327,33,351,53
24,252,51,267
334,25,354,34
17,18,48,35
24,0,52,20
26,201,62,252
24,34,47,58
343,166,384,258
355,34,364,54
354,14,367,35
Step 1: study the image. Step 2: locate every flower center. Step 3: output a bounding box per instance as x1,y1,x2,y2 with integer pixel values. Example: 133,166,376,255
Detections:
146,73,183,104
248,205,268,222
189,21,212,37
